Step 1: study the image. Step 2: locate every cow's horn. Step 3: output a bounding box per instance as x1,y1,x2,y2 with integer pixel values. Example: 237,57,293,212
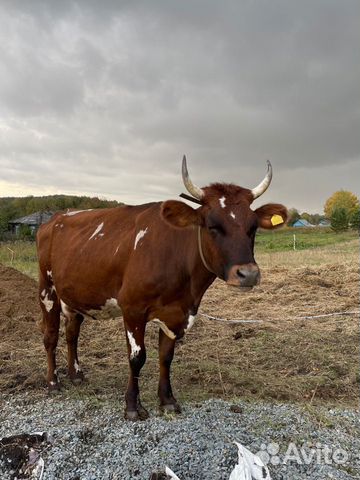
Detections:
251,160,273,199
182,155,204,200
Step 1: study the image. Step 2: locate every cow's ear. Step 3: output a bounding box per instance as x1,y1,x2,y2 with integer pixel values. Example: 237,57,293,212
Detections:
255,203,288,229
161,200,201,228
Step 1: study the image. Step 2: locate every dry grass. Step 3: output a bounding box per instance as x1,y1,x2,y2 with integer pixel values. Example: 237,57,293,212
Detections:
0,238,358,409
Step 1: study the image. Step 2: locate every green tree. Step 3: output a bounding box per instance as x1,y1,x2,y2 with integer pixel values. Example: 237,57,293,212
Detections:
288,208,300,226
324,190,359,219
19,224,34,239
309,213,322,225
330,207,349,232
349,205,360,230
301,212,313,224
0,204,17,234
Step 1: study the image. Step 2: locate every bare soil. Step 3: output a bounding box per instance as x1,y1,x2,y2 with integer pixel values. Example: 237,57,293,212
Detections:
0,257,358,407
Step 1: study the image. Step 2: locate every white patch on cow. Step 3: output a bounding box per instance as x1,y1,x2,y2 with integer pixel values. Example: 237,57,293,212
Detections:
47,270,52,279
51,285,57,294
60,300,71,317
127,331,141,359
41,289,46,298
74,360,81,373
85,298,122,320
219,196,226,208
60,224,64,228
134,227,148,250
114,244,121,255
41,293,54,312
64,209,93,216
230,211,236,219
50,381,56,386
185,314,196,333
89,222,104,240
151,318,176,340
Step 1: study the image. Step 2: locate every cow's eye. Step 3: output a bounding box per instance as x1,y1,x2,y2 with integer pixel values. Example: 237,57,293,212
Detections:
208,225,224,235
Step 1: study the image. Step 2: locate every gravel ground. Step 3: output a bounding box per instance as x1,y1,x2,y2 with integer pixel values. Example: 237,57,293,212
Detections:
0,394,359,480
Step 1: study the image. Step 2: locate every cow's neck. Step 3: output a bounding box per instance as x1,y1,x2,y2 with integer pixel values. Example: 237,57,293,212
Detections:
187,227,217,311
197,226,216,275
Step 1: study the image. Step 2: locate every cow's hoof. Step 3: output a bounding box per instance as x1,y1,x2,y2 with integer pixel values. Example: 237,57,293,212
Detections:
124,410,141,421
48,383,61,395
70,371,85,385
160,403,181,414
124,406,149,421
71,377,84,386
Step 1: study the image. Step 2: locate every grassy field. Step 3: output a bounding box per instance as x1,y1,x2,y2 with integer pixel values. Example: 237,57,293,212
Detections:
256,226,358,251
0,228,358,279
0,240,38,278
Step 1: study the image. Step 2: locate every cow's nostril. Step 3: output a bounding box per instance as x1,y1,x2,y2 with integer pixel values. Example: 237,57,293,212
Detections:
236,269,246,279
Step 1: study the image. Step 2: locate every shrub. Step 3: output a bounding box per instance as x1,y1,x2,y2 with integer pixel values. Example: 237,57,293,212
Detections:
330,207,349,232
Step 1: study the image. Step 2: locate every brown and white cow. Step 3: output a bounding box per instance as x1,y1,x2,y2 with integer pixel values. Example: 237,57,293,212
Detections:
37,157,287,420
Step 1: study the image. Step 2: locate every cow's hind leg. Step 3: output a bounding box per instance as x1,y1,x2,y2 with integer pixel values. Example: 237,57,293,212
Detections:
158,330,181,413
39,279,61,393
65,312,85,385
124,318,148,421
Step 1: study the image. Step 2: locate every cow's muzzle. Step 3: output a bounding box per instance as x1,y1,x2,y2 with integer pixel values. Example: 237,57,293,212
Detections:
226,263,260,289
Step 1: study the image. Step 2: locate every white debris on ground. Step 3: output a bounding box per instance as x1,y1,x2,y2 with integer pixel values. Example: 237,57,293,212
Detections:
165,466,182,480
166,442,271,480
25,449,44,479
229,443,271,480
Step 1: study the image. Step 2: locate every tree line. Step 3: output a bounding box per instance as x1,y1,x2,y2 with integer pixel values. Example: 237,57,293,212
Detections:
0,194,122,238
287,209,326,226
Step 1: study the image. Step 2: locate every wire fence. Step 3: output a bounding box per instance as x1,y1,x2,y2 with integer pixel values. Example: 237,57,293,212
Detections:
199,310,360,324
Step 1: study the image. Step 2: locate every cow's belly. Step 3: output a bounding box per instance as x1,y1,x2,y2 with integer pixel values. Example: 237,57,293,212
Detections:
60,297,123,320
84,298,123,319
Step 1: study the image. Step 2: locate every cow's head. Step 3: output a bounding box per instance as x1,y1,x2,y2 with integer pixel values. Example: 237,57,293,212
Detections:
161,156,287,289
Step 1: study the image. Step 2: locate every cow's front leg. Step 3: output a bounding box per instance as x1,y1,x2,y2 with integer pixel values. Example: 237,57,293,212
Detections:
124,321,148,421
158,330,181,414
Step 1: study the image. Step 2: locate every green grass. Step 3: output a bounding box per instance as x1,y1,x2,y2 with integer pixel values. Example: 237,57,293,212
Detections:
0,240,38,278
255,227,358,252
0,228,358,279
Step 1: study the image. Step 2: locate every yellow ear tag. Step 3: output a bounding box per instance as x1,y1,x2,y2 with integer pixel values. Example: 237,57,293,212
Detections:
271,214,284,226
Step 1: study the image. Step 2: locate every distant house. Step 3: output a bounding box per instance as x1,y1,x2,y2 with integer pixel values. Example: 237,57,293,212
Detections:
292,218,315,228
8,211,54,236
318,219,331,227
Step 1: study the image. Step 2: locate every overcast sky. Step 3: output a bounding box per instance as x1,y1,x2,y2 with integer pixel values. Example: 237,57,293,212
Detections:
0,0,359,213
